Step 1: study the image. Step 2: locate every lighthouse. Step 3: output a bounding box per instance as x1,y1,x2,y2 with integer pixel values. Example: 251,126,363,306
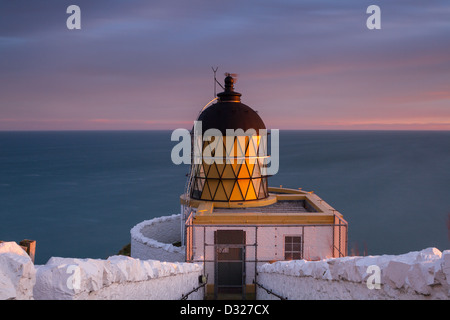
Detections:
180,74,348,299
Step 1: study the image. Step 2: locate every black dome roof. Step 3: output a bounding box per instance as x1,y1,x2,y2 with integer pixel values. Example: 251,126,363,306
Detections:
197,75,265,135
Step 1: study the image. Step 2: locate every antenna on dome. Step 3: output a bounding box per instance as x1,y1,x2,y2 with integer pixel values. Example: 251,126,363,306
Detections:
212,66,224,97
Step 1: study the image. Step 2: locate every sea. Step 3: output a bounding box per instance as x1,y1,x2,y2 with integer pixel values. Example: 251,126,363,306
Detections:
0,130,449,265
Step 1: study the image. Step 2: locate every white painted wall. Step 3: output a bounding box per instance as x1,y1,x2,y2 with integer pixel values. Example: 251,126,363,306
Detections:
131,214,185,262
34,256,203,300
0,242,36,300
2,239,449,300
0,241,204,300
256,247,450,300
192,224,335,286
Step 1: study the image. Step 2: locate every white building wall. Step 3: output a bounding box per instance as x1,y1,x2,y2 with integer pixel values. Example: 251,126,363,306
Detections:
303,226,334,260
192,224,335,286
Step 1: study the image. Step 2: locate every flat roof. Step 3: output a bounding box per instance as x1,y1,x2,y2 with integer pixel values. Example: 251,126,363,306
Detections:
183,187,347,226
212,200,314,214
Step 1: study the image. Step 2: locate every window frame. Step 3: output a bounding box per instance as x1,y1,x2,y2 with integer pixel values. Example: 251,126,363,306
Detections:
284,235,302,260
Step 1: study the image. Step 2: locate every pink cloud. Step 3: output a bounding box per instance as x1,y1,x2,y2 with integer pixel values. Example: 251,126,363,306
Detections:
383,90,450,104
0,118,192,131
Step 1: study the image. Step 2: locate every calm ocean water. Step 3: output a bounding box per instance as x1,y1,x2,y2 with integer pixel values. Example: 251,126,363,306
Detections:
0,130,449,264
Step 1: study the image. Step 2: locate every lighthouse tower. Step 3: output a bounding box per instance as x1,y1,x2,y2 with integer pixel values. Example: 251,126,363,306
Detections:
180,74,348,299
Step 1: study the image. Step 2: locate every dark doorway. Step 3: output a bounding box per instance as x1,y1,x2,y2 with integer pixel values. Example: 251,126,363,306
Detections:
214,230,246,299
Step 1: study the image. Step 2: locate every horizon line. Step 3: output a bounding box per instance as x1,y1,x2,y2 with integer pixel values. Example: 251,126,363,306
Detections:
1,128,450,132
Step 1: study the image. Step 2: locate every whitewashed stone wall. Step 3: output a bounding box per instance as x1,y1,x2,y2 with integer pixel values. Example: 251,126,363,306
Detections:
256,247,450,300
131,214,185,262
0,241,204,300
34,256,203,300
0,242,36,300
3,235,449,300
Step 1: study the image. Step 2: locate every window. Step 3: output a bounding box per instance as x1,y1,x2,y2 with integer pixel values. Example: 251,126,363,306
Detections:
284,236,302,260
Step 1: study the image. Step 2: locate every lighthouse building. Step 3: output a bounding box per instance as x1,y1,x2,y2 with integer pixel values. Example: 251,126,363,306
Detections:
179,75,348,299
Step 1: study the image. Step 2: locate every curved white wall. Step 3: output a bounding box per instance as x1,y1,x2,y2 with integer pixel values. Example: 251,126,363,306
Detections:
130,214,185,262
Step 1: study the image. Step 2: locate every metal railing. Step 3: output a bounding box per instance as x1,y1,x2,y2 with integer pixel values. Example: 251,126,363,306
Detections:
186,222,348,263
184,221,348,300
253,280,287,300
332,213,348,258
180,275,208,300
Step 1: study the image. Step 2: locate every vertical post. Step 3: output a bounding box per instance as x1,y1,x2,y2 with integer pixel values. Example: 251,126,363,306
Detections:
212,66,218,97
242,245,246,300
339,219,342,257
203,226,206,279
242,230,246,300
19,239,36,263
181,205,185,248
186,223,190,262
332,216,336,257
254,226,258,295
301,226,305,259
346,224,348,256
213,230,218,300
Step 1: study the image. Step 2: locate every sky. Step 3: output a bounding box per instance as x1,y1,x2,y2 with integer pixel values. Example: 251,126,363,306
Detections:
0,0,449,131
